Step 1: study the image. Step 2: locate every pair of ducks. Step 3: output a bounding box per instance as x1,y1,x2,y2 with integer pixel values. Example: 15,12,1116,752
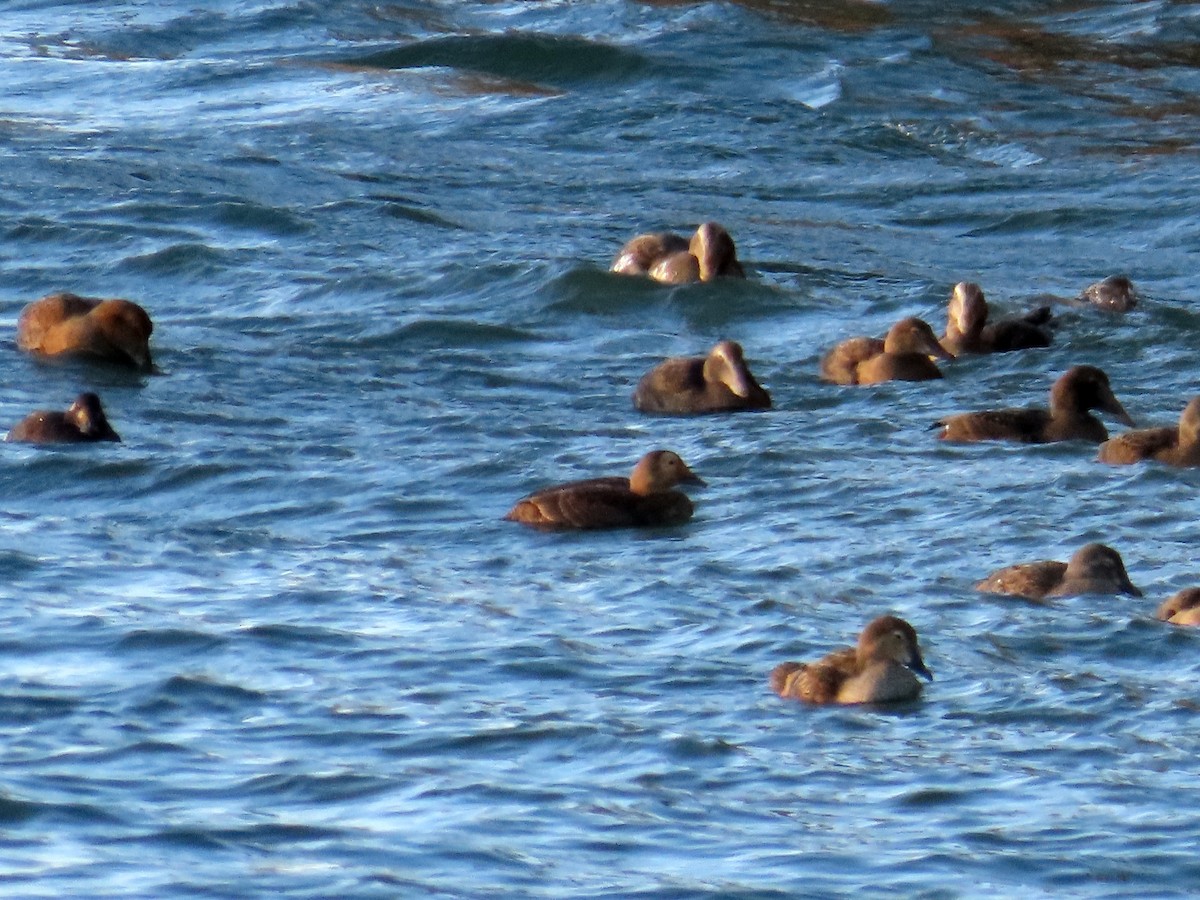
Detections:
7,291,155,444
820,276,1138,389
611,222,745,285
820,282,1053,386
773,540,1161,708
978,542,1200,626
935,367,1200,460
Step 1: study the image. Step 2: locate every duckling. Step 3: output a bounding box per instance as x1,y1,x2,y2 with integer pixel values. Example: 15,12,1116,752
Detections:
940,281,1053,355
6,392,121,444
504,449,704,530
611,222,745,284
936,365,1134,443
1079,275,1138,312
770,615,932,705
17,292,153,370
1097,397,1200,466
820,317,953,386
633,340,771,414
976,543,1142,600
1156,589,1200,626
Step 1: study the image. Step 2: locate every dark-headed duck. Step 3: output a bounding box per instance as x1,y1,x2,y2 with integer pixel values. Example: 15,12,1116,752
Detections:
770,615,932,705
611,222,745,284
1080,275,1138,312
17,292,153,370
1156,589,1200,626
504,449,704,530
6,392,121,444
821,317,952,386
976,543,1142,600
633,340,771,414
940,281,1053,355
936,365,1134,443
1098,397,1200,467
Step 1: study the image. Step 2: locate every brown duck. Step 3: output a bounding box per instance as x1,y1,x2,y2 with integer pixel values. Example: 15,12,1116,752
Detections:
17,292,154,370
770,615,932,705
820,317,953,386
976,543,1142,600
1079,275,1138,312
936,365,1134,443
6,392,121,444
633,340,771,414
1156,589,1200,626
611,222,745,284
940,281,1053,355
1097,397,1200,466
504,449,704,530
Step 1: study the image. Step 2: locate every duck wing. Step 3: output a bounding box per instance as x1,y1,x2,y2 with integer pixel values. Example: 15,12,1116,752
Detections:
1097,426,1177,464
976,560,1068,600
937,407,1051,443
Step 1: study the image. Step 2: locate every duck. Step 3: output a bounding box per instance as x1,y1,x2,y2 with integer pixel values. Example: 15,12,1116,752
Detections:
770,615,932,705
940,281,1053,355
633,340,771,414
610,222,745,284
935,365,1134,443
17,292,154,370
1079,274,1138,312
975,543,1142,600
504,449,704,530
820,317,953,386
1156,589,1200,626
6,392,121,444
1097,397,1200,466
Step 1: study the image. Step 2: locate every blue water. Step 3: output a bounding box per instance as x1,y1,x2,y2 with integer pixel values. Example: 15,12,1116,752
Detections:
4,1,1200,896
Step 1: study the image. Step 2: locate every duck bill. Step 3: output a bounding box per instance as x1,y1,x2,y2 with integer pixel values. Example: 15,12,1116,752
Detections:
1123,579,1144,598
681,471,707,487
726,368,755,399
909,656,934,681
922,336,955,362
1103,393,1136,427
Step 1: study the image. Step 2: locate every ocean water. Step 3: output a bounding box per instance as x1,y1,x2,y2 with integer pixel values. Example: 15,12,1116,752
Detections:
3,0,1200,896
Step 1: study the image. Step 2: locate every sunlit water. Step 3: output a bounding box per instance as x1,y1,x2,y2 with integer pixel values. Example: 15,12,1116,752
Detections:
3,1,1200,896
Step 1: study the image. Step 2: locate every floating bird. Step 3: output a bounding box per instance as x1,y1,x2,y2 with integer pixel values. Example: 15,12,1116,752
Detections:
976,543,1142,600
1097,397,1200,467
611,222,744,284
770,615,932,705
1079,274,1138,312
6,392,121,444
820,317,952,386
17,292,154,370
935,365,1134,443
940,281,1053,355
1156,589,1200,626
504,449,703,530
633,340,771,414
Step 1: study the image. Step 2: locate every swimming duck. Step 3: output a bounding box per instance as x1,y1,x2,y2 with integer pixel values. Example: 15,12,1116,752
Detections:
1097,397,1200,466
1156,588,1200,626
770,615,932,705
633,340,771,414
935,365,1134,443
975,543,1142,600
940,281,1053,355
820,317,953,386
504,449,704,530
1079,275,1138,312
6,392,121,444
17,292,154,370
611,222,745,284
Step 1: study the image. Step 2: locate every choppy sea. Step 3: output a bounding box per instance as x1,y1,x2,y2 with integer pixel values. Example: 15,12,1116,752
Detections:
4,1,1200,896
